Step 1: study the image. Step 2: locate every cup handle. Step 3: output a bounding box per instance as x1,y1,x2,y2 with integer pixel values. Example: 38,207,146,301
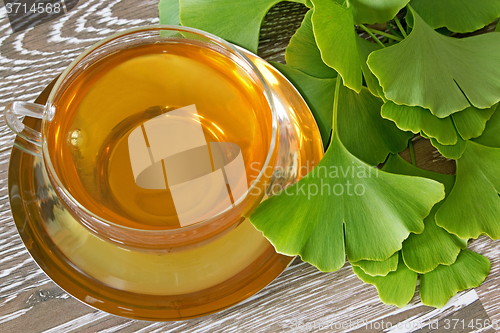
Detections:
4,101,44,156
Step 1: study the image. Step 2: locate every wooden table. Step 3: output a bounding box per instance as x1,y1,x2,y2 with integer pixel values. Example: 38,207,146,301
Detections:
1,1,500,332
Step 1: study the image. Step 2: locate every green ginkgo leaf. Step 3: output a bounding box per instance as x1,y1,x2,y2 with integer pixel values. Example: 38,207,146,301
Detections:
285,10,337,79
420,250,490,308
382,154,467,274
175,0,306,53
352,254,417,307
381,102,457,145
358,249,490,308
337,84,412,165
310,0,404,92
368,6,500,118
249,79,444,271
404,213,467,274
436,141,500,239
351,252,398,277
349,0,410,25
310,0,363,92
382,102,497,146
159,0,180,25
409,0,500,33
250,133,443,270
428,134,467,160
356,36,383,97
453,104,498,140
472,105,500,148
271,62,335,146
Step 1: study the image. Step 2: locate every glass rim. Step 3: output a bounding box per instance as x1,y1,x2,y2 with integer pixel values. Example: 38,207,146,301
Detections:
40,24,279,234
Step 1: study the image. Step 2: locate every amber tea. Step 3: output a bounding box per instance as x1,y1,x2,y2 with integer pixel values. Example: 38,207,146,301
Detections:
47,41,274,230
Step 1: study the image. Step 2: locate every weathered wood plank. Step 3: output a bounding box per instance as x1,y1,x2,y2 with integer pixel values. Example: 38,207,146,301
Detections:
0,1,499,332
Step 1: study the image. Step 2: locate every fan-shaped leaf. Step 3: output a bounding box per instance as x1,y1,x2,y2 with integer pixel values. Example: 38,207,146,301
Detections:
177,0,306,53
285,10,337,79
356,36,383,97
428,134,467,159
349,0,410,25
251,79,443,271
382,154,467,274
311,0,363,92
159,0,180,25
382,102,497,147
409,0,500,33
351,252,398,277
472,105,500,148
353,254,417,307
311,0,399,93
368,6,500,117
453,104,497,140
436,141,500,239
404,215,467,274
250,133,443,271
337,84,412,165
381,102,457,145
271,62,335,146
420,250,490,308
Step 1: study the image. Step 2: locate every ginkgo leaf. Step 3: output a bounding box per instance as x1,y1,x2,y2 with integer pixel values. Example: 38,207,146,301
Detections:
404,212,467,274
169,0,497,311
352,254,417,308
176,0,306,53
351,252,398,277
472,105,500,148
356,36,383,97
428,134,467,160
159,0,180,25
272,62,335,146
382,154,467,274
453,104,497,140
381,102,457,145
382,102,497,146
368,6,500,118
311,0,399,93
337,84,412,165
311,0,363,92
420,250,490,308
349,0,410,25
250,134,443,270
250,79,444,271
285,10,337,79
436,141,500,239
409,0,500,33
382,154,453,194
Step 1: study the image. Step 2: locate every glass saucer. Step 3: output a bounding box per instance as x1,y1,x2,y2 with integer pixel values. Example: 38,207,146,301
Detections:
8,50,324,321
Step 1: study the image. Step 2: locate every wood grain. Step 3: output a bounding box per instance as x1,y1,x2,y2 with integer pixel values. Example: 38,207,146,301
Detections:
1,1,500,332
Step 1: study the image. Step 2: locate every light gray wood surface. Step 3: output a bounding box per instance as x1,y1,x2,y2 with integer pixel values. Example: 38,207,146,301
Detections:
0,1,499,332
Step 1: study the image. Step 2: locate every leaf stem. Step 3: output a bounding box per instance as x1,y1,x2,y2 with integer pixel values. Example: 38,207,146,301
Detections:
409,139,416,166
332,77,342,133
359,24,386,48
361,25,403,42
387,25,403,38
394,16,408,38
371,28,403,41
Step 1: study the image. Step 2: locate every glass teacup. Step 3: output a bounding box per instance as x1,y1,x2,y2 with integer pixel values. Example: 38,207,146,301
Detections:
4,25,280,252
